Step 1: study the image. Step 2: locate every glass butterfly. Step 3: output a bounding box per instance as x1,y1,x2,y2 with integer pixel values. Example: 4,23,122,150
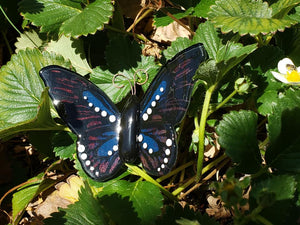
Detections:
40,43,207,181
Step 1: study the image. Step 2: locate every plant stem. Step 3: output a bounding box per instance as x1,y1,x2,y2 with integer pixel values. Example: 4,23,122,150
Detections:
196,84,216,182
207,89,238,117
156,160,194,183
173,154,228,196
105,24,148,42
0,6,39,49
126,164,177,201
1,30,13,56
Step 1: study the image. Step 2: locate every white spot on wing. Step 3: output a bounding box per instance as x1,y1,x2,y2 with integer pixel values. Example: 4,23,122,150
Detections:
137,134,143,142
85,160,91,166
148,148,153,154
142,113,148,121
143,142,148,149
113,145,118,151
165,149,170,156
151,101,156,107
109,115,116,123
155,95,160,100
78,144,85,152
101,111,107,117
95,107,100,112
160,87,164,92
147,108,152,115
90,166,94,171
88,102,93,107
80,153,87,160
166,139,172,147
108,150,113,156
164,158,168,163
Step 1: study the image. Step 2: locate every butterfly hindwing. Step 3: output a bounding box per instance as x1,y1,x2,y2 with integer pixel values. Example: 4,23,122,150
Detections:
138,44,207,175
138,123,177,176
40,66,123,181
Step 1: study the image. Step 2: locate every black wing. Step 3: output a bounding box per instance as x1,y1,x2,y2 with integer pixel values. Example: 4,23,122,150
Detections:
40,66,123,181
138,44,207,176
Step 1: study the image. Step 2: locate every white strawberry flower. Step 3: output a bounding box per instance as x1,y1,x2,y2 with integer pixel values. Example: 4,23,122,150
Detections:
271,58,300,85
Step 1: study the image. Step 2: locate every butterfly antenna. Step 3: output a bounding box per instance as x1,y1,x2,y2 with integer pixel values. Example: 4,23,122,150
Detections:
132,69,149,95
112,73,135,95
134,69,149,86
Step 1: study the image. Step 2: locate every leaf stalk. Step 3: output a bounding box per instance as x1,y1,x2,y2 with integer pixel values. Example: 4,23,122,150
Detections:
196,84,216,182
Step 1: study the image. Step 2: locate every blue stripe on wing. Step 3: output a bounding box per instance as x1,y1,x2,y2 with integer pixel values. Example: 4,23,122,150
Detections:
140,81,167,116
97,136,119,157
83,91,117,117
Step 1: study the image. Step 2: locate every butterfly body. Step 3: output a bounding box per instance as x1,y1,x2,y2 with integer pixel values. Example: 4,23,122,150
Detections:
119,95,140,163
40,43,207,181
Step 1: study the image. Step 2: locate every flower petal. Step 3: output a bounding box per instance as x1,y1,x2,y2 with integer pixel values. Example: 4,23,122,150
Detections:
271,71,289,83
278,58,294,74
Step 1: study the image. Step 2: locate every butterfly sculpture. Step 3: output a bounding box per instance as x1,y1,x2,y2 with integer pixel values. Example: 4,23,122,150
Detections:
40,43,207,181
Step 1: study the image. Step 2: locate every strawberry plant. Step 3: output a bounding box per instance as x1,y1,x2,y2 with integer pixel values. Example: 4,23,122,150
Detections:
0,0,300,224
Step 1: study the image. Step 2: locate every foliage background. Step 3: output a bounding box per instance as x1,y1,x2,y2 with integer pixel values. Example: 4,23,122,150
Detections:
0,0,300,224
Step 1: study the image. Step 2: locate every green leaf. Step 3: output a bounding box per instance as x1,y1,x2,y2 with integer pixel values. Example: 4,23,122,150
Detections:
266,90,300,172
0,88,64,140
60,0,113,37
194,59,220,87
156,203,219,225
193,0,216,18
15,30,43,52
163,37,194,60
12,173,56,224
296,175,300,206
46,35,92,74
105,35,142,73
12,177,42,222
154,7,194,27
251,175,296,203
44,184,108,225
0,49,69,139
193,21,222,60
208,0,298,35
176,218,200,225
216,110,262,173
99,180,163,225
91,55,159,103
288,5,300,22
194,21,257,77
52,131,76,160
216,42,257,76
99,194,141,225
271,0,300,19
19,0,82,33
19,0,113,37
254,69,285,116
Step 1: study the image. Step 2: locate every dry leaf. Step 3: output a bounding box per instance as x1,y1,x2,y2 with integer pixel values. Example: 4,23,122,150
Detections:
151,21,191,43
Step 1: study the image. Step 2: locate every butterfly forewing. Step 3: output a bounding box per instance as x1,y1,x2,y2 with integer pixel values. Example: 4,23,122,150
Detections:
40,66,123,181
140,44,207,125
138,44,207,175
